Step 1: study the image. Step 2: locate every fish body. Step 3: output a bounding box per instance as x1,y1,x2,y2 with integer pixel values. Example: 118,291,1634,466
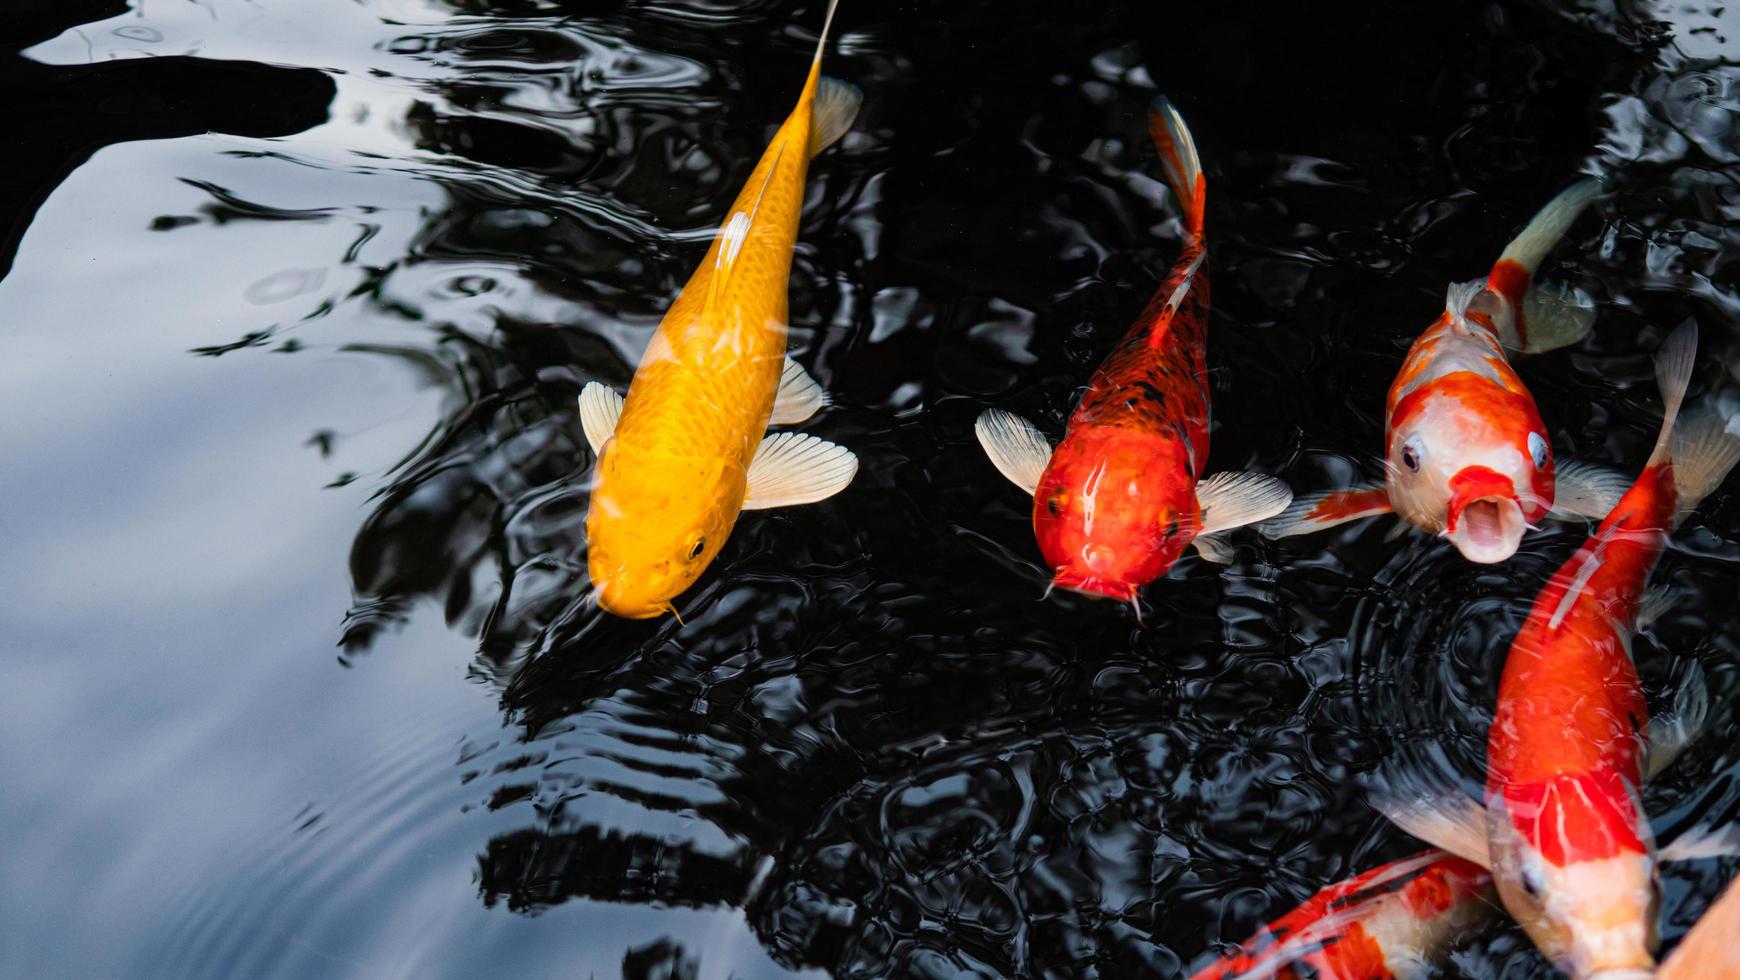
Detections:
1189,850,1493,980
580,2,862,619
976,99,1290,607
1264,181,1625,563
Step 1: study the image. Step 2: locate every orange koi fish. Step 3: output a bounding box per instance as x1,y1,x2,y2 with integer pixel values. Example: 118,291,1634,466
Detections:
1189,850,1493,980
974,97,1291,608
1263,180,1627,563
1377,323,1740,979
577,1,861,619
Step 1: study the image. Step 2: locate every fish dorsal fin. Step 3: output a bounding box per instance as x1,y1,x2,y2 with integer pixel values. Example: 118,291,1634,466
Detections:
769,357,828,426
1148,249,1206,341
974,409,1053,496
704,143,787,313
743,431,857,509
578,381,624,455
1197,471,1294,536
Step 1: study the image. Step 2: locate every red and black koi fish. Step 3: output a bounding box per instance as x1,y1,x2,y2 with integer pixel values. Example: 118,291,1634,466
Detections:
975,97,1290,610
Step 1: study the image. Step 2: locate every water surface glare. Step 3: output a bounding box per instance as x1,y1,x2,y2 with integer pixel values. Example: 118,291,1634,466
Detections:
3,1,1740,977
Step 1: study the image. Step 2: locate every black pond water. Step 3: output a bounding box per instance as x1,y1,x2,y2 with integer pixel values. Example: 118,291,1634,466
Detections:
3,1,1739,977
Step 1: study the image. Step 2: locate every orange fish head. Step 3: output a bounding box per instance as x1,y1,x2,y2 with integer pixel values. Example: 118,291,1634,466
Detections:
1033,426,1196,601
1443,464,1528,563
1489,776,1659,976
586,440,739,619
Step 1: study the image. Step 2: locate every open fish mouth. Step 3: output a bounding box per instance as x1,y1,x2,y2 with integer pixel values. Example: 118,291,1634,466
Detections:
1445,494,1525,563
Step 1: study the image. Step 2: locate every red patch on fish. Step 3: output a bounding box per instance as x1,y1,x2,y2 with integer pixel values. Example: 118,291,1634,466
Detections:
1503,771,1648,866
1305,486,1393,524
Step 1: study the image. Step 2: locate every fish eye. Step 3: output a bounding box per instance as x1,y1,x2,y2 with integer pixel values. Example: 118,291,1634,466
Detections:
1162,518,1180,540
1520,865,1544,900
1046,494,1064,517
1528,431,1549,469
1401,437,1423,474
686,536,706,561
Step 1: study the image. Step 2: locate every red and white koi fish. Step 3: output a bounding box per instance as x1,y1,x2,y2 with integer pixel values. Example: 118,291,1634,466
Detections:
1377,323,1740,979
1189,850,1494,980
974,97,1291,609
1263,181,1628,563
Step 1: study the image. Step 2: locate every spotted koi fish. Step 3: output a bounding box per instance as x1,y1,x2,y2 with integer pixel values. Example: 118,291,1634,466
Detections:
974,97,1291,609
577,0,861,619
1263,180,1628,563
1377,323,1740,979
1189,850,1494,980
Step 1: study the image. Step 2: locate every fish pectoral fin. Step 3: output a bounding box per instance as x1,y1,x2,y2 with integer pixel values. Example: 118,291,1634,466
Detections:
1645,656,1708,781
1191,532,1234,565
1659,821,1740,863
1370,749,1492,868
1197,471,1293,536
1547,459,1630,520
973,409,1053,496
578,382,625,455
1258,481,1391,540
743,432,858,510
1518,281,1596,353
809,77,863,157
769,357,828,426
1383,517,1415,542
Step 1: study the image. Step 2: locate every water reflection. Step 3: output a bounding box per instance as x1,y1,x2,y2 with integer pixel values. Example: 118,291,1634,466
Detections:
7,0,1740,977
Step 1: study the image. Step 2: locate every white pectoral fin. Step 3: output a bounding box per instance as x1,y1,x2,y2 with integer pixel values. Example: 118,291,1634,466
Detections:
1196,471,1293,536
742,432,857,510
974,409,1052,496
1548,459,1630,520
810,77,863,157
1370,750,1492,868
1520,281,1596,353
769,357,828,426
578,382,624,455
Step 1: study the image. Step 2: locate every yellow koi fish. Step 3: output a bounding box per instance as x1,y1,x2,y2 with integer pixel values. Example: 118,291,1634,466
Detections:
578,0,861,619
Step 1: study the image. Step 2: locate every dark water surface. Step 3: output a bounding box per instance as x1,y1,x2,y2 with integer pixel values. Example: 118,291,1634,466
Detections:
4,1,1740,977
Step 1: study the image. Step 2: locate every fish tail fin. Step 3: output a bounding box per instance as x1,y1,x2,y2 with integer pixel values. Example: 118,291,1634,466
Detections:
1648,320,1697,469
1148,96,1205,243
1483,178,1603,352
1658,875,1740,980
1496,177,1604,278
810,0,841,67
809,77,862,157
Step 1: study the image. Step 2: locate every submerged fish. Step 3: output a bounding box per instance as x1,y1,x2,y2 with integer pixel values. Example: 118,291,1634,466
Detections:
1263,180,1628,563
1377,323,1740,979
578,1,862,619
975,97,1291,609
1189,850,1493,980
